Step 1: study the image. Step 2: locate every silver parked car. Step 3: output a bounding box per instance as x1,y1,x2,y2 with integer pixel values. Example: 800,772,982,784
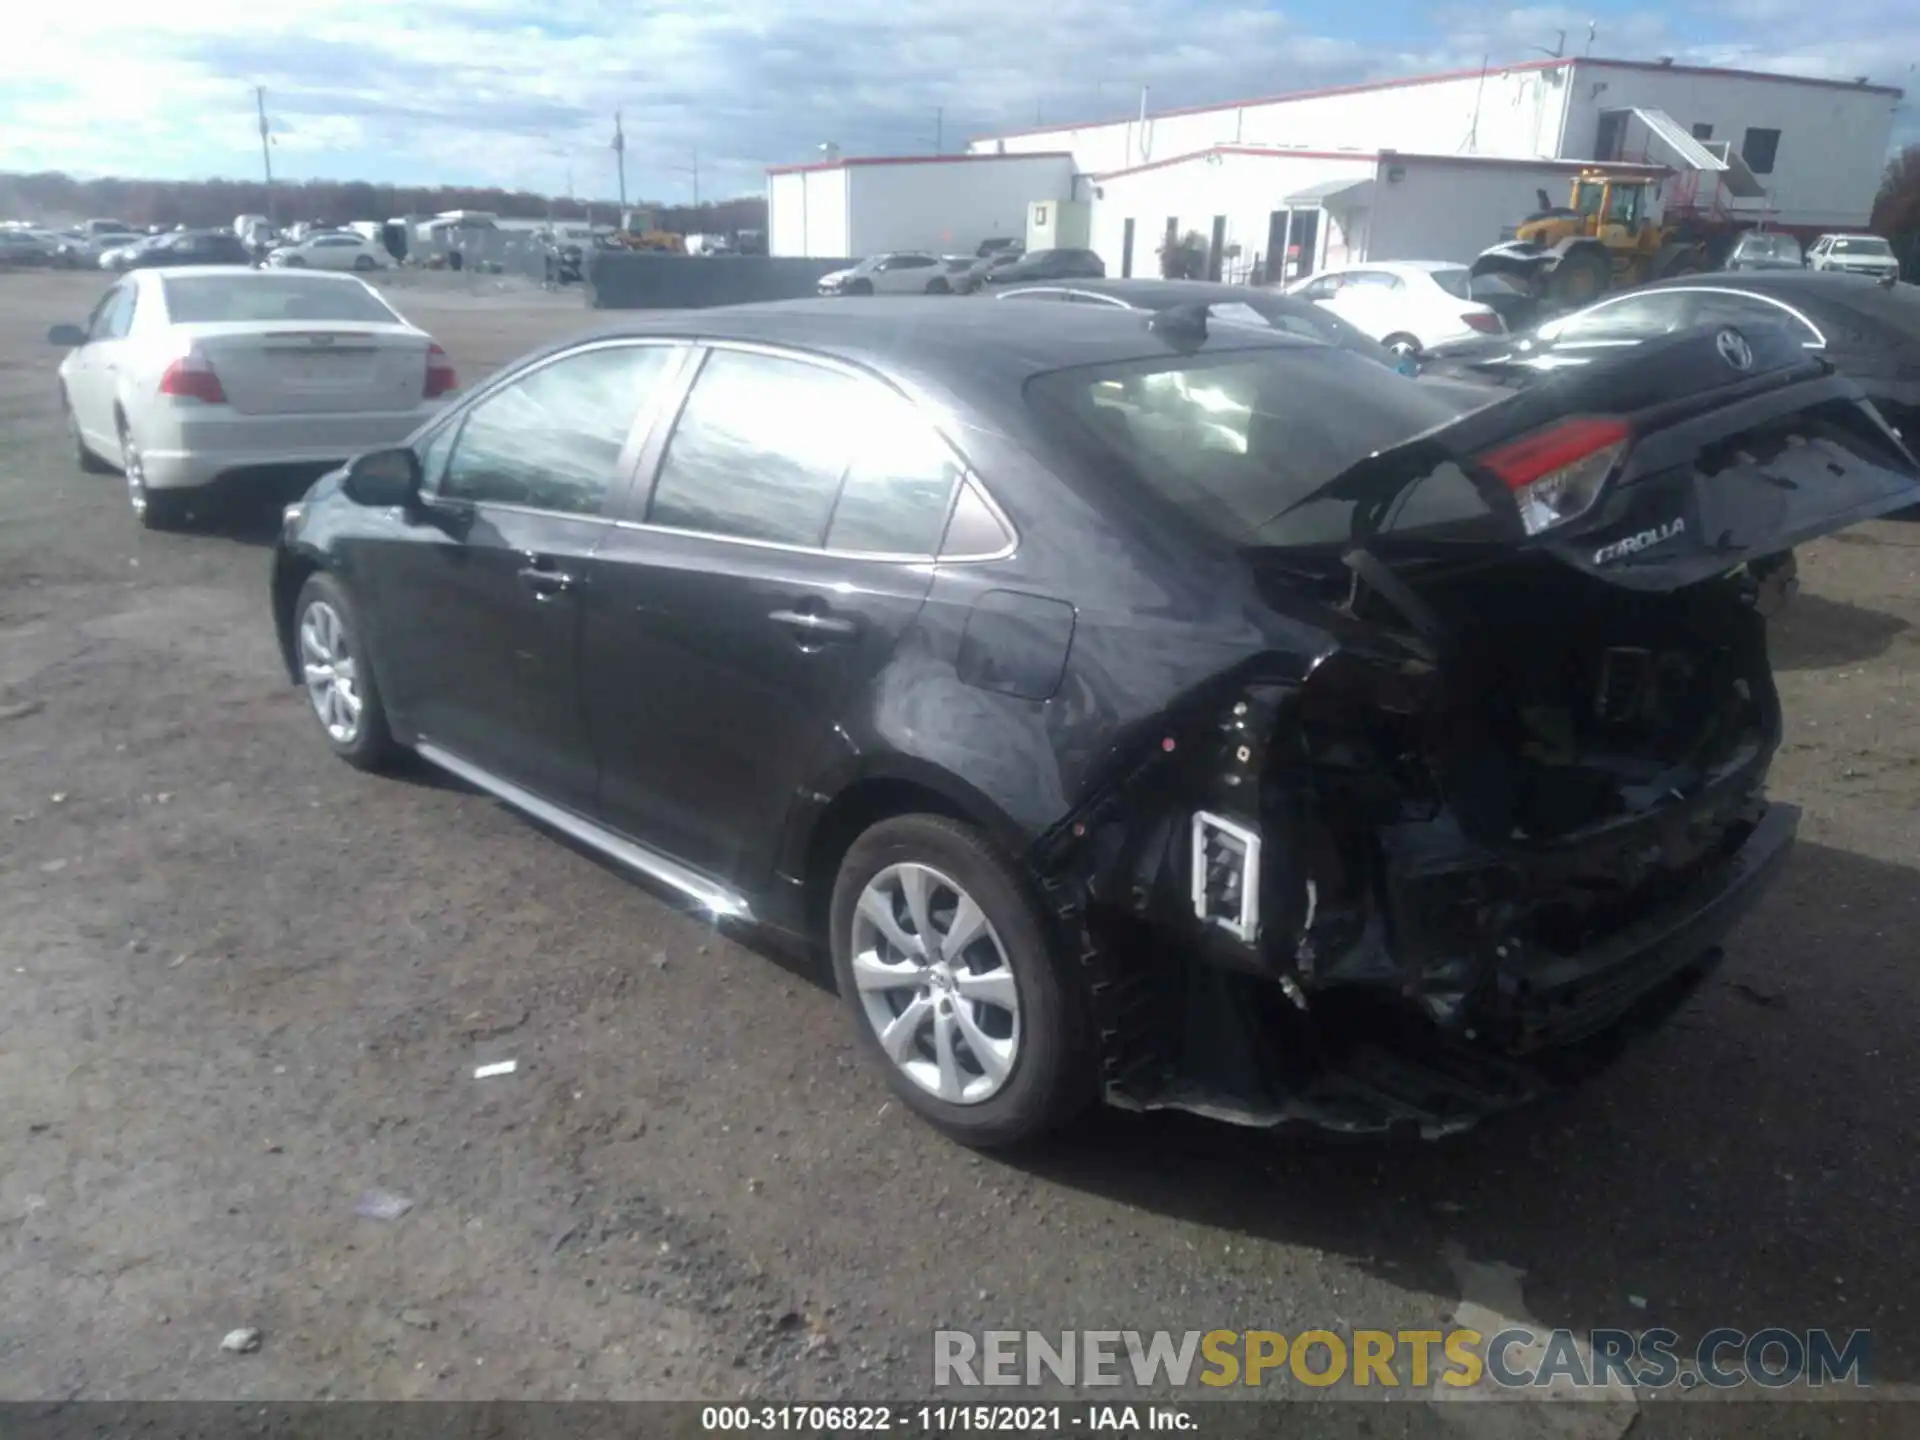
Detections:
816,252,955,295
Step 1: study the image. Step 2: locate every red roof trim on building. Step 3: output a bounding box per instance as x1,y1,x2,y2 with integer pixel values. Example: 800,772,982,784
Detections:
1095,145,1671,182
972,55,1900,146
767,150,1074,176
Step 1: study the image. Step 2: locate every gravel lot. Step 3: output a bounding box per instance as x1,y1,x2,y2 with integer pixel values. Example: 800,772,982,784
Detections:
3,268,1919,1429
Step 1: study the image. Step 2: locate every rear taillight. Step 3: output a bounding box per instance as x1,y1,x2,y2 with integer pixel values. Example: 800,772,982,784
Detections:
424,343,458,398
1462,311,1503,334
1477,415,1631,535
158,349,226,404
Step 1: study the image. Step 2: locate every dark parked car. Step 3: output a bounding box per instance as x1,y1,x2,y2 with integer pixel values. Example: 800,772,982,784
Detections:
119,229,254,270
271,299,1919,1146
1724,231,1804,272
1419,271,1920,439
993,277,1420,374
955,250,1025,293
980,247,1105,286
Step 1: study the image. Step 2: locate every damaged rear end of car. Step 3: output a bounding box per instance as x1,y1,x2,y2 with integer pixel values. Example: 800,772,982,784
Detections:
1029,322,1920,1135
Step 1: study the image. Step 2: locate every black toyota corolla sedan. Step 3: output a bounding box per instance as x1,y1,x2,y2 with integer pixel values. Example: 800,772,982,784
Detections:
272,298,1920,1146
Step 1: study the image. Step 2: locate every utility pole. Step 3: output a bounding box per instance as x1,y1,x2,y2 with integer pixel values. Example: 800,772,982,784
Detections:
670,147,701,209
612,111,627,212
935,107,943,154
255,86,275,225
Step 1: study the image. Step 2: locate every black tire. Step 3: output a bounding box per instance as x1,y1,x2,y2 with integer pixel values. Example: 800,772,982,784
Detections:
352,254,377,272
1382,332,1421,361
829,814,1095,1148
1547,246,1611,306
925,276,951,294
64,391,112,473
845,278,873,295
292,571,399,772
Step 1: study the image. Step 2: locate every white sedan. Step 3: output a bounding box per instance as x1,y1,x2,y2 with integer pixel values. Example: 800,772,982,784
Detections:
49,267,456,530
1284,260,1505,358
266,232,392,272
816,252,953,295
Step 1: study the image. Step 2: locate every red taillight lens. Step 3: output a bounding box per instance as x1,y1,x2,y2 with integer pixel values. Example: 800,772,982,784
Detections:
1462,311,1503,334
1477,416,1631,535
424,343,458,398
158,350,226,404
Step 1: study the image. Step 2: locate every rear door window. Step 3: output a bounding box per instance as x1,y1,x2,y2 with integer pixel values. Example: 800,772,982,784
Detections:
647,350,861,545
646,348,963,555
1547,292,1689,342
438,343,674,515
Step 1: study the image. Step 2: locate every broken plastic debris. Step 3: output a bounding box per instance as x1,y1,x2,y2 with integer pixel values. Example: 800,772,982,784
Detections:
1628,1294,1648,1310
221,1327,263,1354
355,1189,415,1221
473,1060,518,1079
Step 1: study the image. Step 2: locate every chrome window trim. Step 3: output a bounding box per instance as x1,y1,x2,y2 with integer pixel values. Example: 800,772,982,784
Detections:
419,336,695,519
621,337,1022,565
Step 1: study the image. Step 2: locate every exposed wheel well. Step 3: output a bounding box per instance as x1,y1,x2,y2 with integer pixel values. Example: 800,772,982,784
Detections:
802,777,972,940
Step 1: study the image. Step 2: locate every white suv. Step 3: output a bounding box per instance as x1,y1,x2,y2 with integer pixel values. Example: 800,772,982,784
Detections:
1805,234,1900,281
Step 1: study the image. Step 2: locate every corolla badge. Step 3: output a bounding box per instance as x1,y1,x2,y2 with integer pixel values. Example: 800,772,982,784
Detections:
1594,517,1686,565
1715,327,1754,372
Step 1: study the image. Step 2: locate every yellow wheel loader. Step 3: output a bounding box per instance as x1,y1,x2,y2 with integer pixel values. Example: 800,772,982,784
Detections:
1470,171,1710,309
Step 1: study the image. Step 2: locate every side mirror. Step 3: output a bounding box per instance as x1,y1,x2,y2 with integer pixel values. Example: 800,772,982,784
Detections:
47,324,86,347
341,446,421,507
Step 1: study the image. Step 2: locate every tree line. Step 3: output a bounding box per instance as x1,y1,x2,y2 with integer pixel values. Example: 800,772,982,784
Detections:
1871,144,1920,279
0,171,767,236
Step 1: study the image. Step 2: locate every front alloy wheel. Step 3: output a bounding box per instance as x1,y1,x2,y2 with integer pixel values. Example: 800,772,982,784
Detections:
292,573,397,770
300,598,365,745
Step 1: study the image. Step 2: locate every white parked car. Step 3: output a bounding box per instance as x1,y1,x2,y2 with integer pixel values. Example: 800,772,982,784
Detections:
1805,233,1900,281
816,252,954,295
49,267,456,530
266,232,393,272
1284,260,1505,358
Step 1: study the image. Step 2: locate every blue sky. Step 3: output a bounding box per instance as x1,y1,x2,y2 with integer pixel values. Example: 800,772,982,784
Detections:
4,0,1913,202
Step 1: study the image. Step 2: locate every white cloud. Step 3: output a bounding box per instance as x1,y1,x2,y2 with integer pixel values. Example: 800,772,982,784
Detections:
2,0,1911,200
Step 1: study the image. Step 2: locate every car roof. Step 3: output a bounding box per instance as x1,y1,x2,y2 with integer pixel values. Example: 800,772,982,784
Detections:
1329,259,1467,274
543,296,1311,392
139,265,370,283
1642,270,1895,298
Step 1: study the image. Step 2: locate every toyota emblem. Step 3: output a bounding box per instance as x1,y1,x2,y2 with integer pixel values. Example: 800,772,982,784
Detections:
1715,327,1754,372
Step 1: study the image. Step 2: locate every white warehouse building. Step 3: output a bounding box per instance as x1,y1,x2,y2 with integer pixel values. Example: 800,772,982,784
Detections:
766,152,1073,258
766,56,1901,279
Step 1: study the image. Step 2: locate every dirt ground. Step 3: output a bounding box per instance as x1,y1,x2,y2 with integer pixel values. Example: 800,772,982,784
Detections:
3,268,1919,1428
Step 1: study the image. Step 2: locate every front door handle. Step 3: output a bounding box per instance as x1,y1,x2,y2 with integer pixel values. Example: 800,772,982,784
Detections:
769,607,856,640
517,566,574,598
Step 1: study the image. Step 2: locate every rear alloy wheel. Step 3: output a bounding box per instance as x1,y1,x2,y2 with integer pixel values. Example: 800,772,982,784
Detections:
353,254,377,272
830,815,1093,1147
118,418,187,530
925,277,951,294
294,572,397,771
64,392,111,473
1382,332,1421,361
846,278,873,296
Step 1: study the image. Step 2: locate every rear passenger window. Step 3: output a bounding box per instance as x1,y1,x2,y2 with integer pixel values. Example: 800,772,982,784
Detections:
649,350,860,546
439,343,671,515
826,395,962,554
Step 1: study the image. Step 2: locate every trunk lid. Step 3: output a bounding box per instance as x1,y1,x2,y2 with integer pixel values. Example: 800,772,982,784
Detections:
175,322,430,417
1301,321,1920,590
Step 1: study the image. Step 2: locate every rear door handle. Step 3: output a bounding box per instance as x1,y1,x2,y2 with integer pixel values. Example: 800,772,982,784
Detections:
769,607,856,640
517,566,574,598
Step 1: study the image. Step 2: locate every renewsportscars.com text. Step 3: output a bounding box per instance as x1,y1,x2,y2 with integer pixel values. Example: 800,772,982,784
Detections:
933,1328,1871,1391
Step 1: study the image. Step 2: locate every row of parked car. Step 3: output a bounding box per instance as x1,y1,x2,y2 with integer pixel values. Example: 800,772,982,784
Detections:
1,218,397,274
